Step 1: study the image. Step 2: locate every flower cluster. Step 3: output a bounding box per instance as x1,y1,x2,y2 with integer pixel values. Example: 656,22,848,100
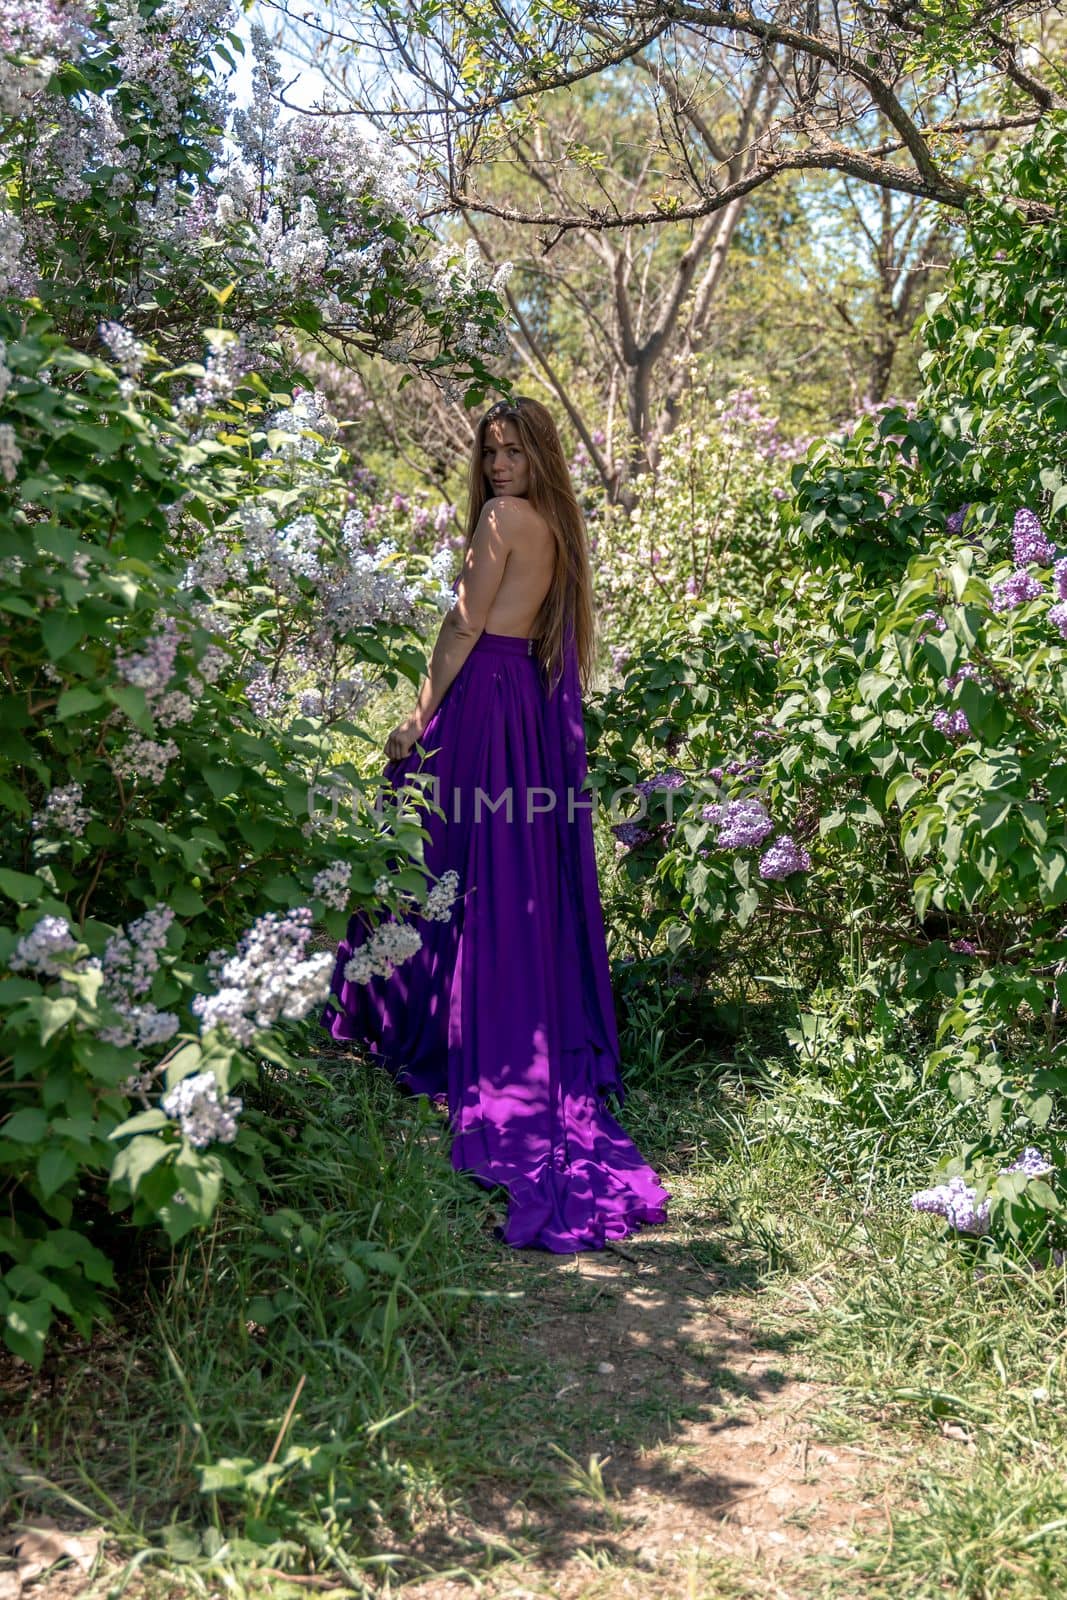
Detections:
343,918,423,984
312,860,352,911
918,608,947,640
991,570,1043,613
911,1148,1056,1236
611,821,655,850
99,320,149,379
634,769,686,797
758,835,812,880
31,781,90,839
111,731,180,785
703,797,775,851
932,707,971,741
1003,1147,1054,1178
1012,507,1053,567
423,869,459,921
8,907,179,1048
911,1174,991,1234
192,907,333,1045
161,1070,242,1149
0,422,21,483
9,914,82,977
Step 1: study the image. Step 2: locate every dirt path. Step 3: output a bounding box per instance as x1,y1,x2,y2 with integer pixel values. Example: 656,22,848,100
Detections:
399,1216,883,1599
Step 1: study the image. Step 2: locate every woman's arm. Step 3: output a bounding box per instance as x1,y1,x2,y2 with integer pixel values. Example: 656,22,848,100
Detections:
384,501,512,760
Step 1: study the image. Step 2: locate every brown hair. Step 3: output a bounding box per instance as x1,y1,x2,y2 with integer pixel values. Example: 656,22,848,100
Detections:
462,395,596,696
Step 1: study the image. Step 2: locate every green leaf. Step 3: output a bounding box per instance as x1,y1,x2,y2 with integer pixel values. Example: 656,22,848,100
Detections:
0,868,45,903
36,1145,78,1199
111,1134,173,1193
56,686,107,719
110,1109,169,1139
2,1108,49,1143
41,611,84,660
3,1296,52,1369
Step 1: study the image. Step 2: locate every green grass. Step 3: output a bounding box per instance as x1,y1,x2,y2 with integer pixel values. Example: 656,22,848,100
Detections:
3,989,1067,1600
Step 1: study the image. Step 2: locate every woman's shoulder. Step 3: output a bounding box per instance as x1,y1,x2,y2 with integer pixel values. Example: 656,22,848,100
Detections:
481,495,553,541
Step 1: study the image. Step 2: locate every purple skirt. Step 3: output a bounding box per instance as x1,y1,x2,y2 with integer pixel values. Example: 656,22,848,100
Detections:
320,627,669,1251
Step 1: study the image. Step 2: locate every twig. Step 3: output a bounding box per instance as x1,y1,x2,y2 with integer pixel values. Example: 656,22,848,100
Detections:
266,1373,307,1466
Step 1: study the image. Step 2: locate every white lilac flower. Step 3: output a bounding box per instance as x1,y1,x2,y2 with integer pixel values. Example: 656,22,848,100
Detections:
103,905,174,999
8,914,82,976
423,869,459,921
196,643,229,684
0,207,32,296
98,999,179,1049
161,1070,242,1149
192,907,333,1044
31,781,90,838
153,689,197,727
99,320,149,378
312,859,352,911
112,733,180,784
374,874,391,896
115,616,180,693
758,834,812,880
0,422,21,483
343,919,422,983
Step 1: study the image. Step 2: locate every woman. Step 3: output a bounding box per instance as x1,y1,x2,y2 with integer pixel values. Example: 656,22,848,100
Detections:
321,396,669,1251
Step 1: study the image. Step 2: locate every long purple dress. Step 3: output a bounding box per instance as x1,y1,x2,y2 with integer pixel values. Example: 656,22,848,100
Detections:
320,616,670,1251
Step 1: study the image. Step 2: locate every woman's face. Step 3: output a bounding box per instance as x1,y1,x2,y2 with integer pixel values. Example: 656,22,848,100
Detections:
482,418,530,499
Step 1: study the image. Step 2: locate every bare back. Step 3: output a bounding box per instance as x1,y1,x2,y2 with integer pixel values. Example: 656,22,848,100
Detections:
484,497,556,638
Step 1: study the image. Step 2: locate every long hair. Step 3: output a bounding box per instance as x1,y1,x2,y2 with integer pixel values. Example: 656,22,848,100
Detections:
462,396,596,697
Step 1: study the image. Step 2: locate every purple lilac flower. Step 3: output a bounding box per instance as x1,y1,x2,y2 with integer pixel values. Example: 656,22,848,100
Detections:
933,708,970,741
634,769,686,797
758,834,812,880
712,798,775,850
946,504,971,536
612,822,653,849
949,938,977,955
708,767,724,785
910,1175,990,1235
1002,1147,1054,1179
1049,602,1067,641
1054,558,1067,602
944,664,979,690
919,609,947,638
991,571,1043,613
1012,508,1053,568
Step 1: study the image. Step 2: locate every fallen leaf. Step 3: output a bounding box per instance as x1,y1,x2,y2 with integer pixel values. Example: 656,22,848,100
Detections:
14,1520,103,1582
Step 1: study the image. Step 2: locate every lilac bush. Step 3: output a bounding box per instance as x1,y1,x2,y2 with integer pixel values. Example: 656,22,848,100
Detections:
0,0,510,1367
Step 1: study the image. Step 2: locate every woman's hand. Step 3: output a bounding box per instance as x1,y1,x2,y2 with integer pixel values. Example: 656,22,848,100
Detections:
384,716,424,762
